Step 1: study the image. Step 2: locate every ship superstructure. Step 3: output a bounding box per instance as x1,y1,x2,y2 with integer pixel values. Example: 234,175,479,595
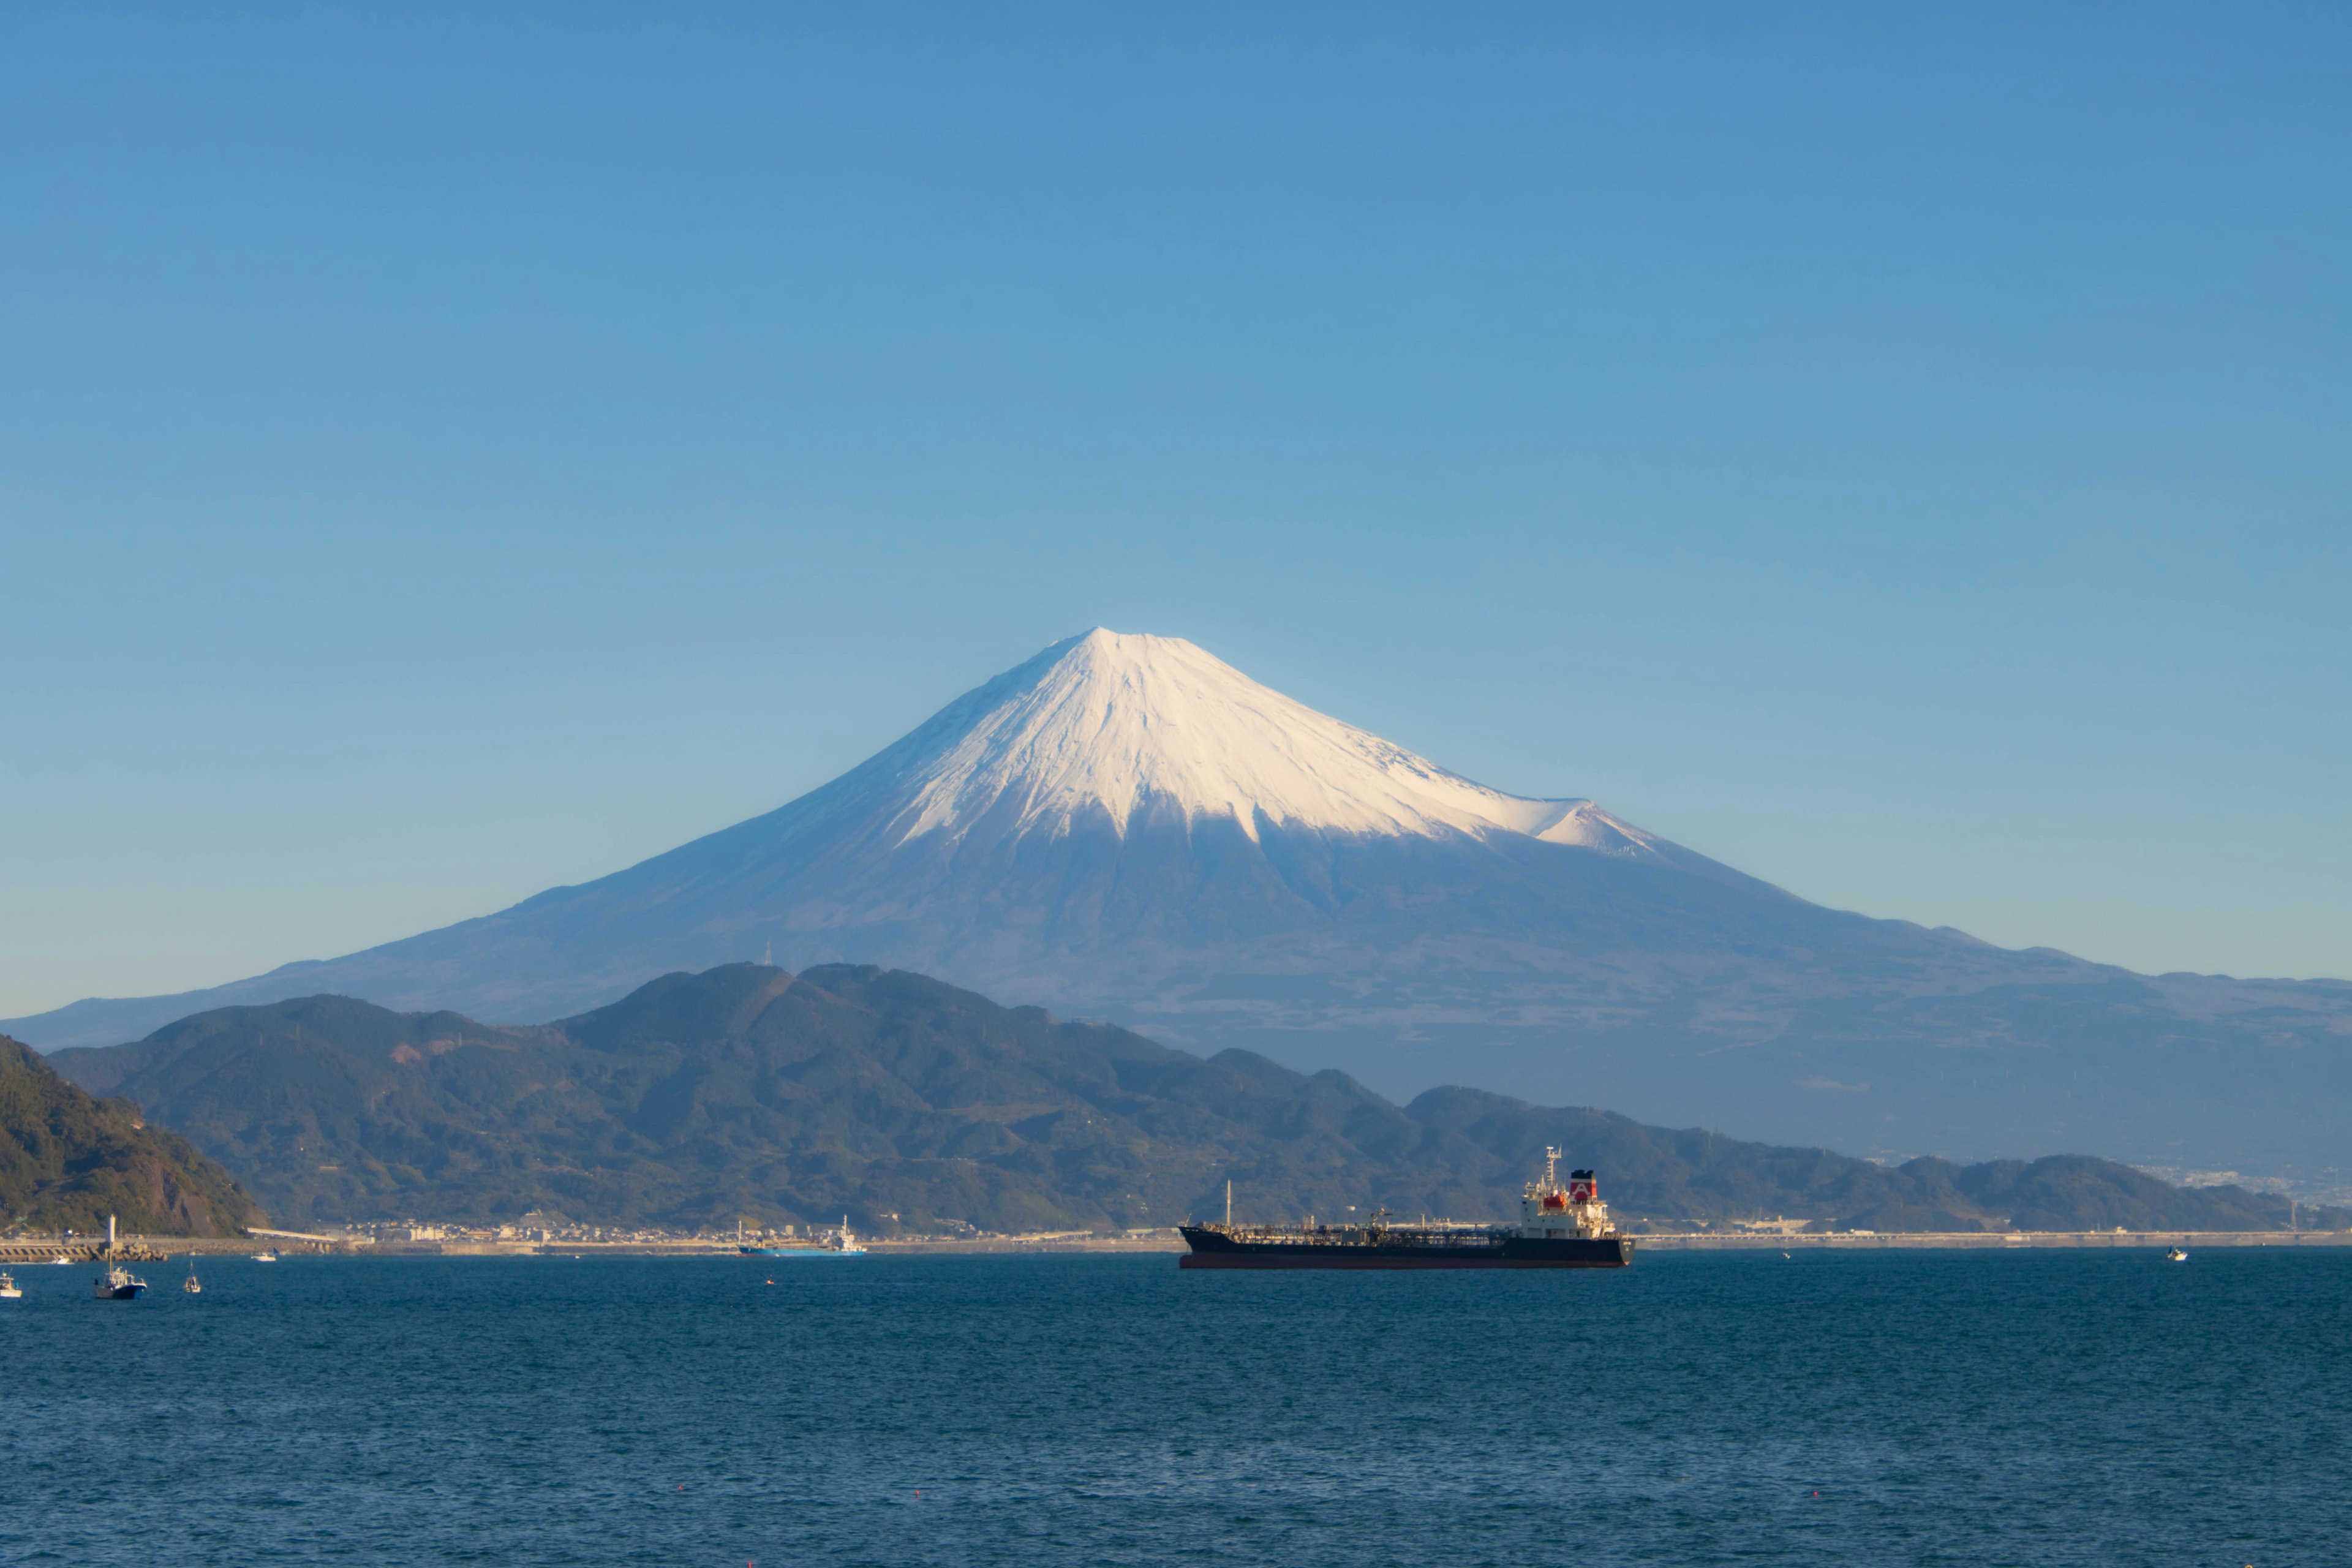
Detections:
1178,1148,1632,1270
1517,1149,1619,1242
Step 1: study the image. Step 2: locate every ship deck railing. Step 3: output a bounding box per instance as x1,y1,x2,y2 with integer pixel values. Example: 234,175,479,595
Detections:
1194,1223,1509,1247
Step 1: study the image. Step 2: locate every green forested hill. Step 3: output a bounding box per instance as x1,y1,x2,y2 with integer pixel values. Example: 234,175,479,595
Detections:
0,1035,263,1235
50,965,2334,1235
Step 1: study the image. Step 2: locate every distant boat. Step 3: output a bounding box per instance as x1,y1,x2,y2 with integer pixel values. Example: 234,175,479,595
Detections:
183,1257,203,1295
0,1272,20,1299
2166,1246,2188,1262
739,1216,866,1258
254,1250,279,1263
93,1215,146,1298
1180,1150,1631,1270
94,1264,146,1300
50,1253,71,1266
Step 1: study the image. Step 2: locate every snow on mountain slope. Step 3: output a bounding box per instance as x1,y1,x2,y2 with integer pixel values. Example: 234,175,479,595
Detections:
10,627,2350,1185
776,628,1664,854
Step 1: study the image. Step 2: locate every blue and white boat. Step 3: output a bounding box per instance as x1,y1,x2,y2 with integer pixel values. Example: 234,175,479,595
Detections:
94,1215,145,1299
94,1264,146,1300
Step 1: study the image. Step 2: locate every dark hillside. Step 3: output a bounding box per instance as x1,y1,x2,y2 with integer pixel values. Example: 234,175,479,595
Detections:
1398,1088,2318,1233
55,965,2334,1235
0,1035,263,1235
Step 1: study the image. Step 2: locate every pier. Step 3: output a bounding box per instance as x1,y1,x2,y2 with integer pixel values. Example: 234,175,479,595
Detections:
0,1226,356,1262
0,1240,168,1263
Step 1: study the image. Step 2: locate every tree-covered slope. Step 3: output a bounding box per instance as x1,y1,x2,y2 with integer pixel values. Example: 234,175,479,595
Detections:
53,966,2334,1234
1401,1090,2326,1234
0,1035,263,1235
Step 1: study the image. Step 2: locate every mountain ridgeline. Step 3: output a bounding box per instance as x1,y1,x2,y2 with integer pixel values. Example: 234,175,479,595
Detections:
51,965,2329,1236
0,1034,263,1235
12,630,2348,1183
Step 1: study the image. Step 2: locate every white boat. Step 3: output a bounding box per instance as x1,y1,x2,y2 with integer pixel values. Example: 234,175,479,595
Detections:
2166,1246,2188,1262
254,1250,279,1263
0,1272,20,1299
94,1215,147,1298
183,1257,203,1295
51,1253,71,1266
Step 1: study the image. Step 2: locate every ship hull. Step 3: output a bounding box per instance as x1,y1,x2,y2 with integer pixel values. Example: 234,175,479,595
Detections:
1178,1227,1632,1269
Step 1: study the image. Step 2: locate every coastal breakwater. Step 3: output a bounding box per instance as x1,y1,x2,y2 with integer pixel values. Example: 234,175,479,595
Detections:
0,1233,344,1261
1640,1229,2352,1250
0,1241,170,1263
17,1229,2342,1261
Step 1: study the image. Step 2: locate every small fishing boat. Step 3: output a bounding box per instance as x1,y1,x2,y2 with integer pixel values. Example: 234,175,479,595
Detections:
254,1249,280,1263
94,1264,146,1300
0,1272,21,1299
183,1257,203,1295
2166,1246,2188,1262
51,1253,72,1266
94,1215,147,1298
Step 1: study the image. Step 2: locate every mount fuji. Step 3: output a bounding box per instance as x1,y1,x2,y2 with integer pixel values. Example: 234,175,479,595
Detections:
13,629,2350,1177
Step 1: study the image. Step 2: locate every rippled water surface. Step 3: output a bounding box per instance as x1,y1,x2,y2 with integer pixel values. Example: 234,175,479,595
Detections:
7,1247,2346,1564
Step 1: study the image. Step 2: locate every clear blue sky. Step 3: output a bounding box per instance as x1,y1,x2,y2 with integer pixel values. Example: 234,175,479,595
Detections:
4,4,2346,1019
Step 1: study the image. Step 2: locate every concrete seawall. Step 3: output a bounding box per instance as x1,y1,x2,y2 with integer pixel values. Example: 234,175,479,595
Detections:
0,1237,342,1261
0,1242,171,1263
1638,1230,2352,1250
869,1235,1187,1254
18,1230,2338,1261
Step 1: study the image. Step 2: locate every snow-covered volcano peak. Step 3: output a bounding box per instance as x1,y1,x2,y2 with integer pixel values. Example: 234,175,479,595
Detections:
842,627,1658,852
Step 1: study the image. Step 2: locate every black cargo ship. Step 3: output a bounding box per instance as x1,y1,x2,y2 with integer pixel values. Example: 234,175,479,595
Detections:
1178,1149,1634,1270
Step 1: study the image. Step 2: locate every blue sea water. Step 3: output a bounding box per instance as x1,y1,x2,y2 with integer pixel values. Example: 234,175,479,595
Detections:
5,1248,2345,1566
